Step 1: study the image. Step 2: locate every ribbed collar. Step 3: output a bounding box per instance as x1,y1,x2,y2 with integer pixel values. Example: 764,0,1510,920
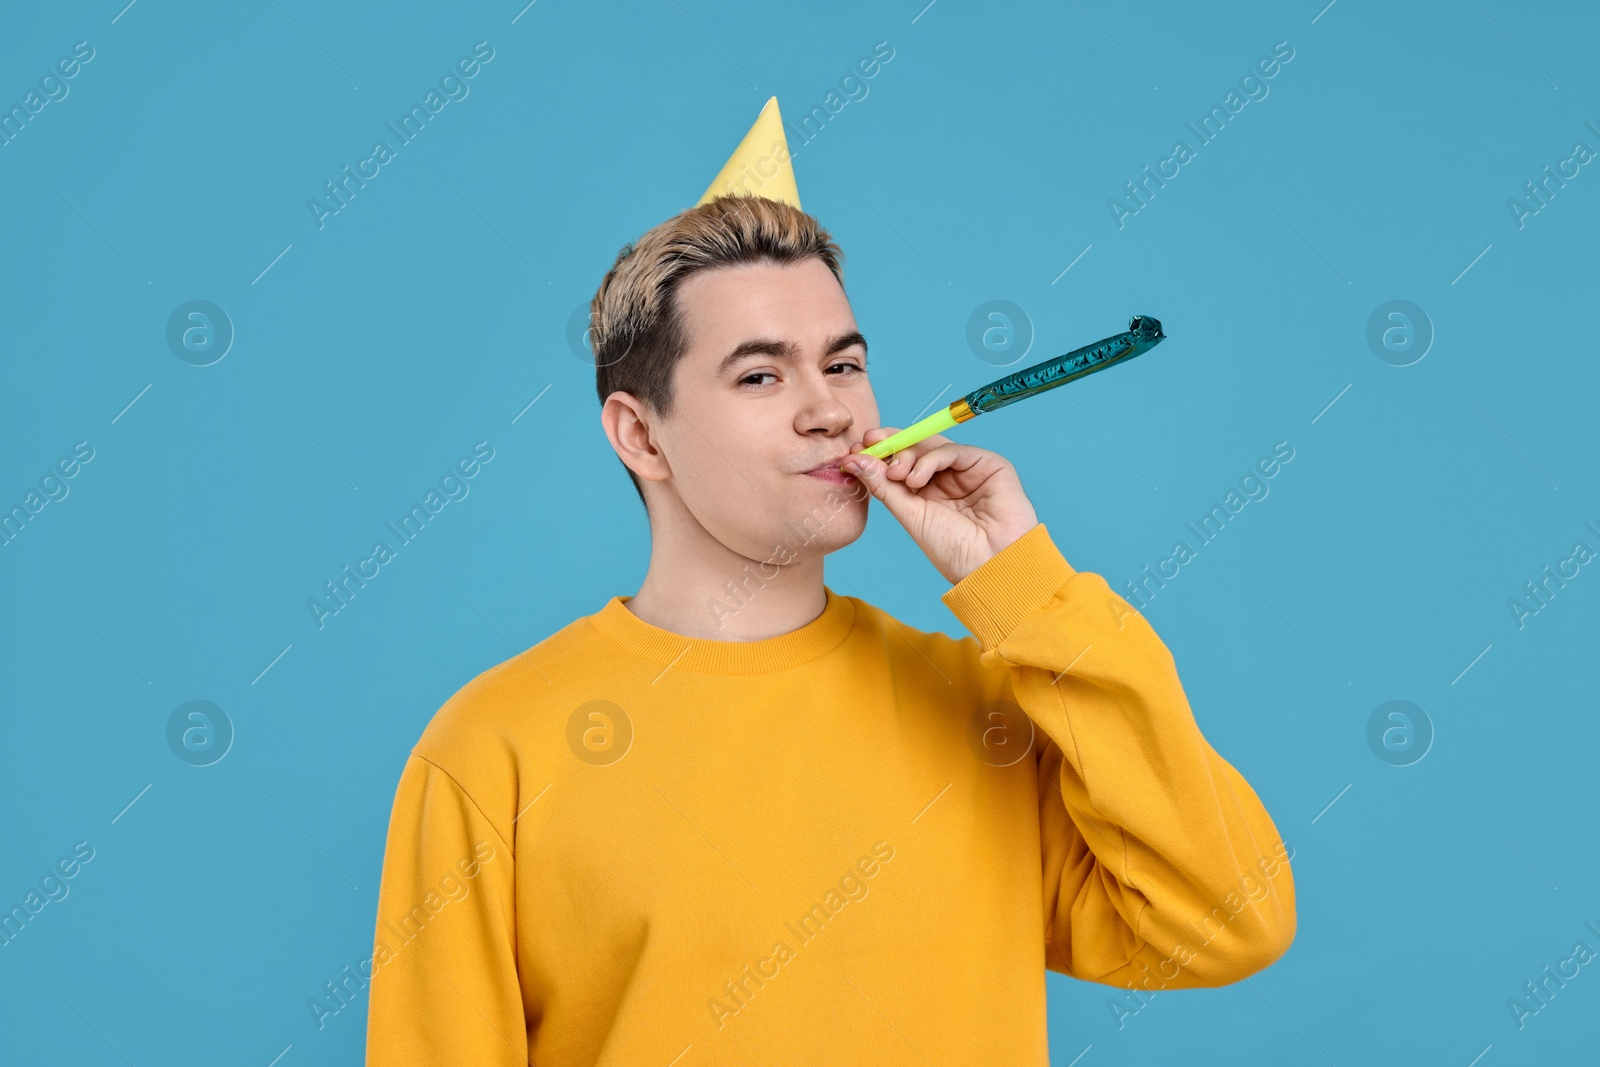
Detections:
586,585,859,675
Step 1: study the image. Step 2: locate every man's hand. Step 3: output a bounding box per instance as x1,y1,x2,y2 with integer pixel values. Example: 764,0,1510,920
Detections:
841,428,1039,584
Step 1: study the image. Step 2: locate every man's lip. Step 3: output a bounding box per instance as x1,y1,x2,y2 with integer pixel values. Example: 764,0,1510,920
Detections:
803,455,852,474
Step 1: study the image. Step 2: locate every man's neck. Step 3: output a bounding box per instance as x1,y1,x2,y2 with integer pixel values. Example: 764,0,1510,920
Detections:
625,515,829,642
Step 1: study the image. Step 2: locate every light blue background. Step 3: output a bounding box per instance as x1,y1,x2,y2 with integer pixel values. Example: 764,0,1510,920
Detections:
2,1,1596,1064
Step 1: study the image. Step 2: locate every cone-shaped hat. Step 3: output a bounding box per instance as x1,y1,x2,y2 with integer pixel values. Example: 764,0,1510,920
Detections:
695,96,801,209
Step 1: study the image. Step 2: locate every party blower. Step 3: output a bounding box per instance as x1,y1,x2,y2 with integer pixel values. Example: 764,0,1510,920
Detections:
854,315,1169,462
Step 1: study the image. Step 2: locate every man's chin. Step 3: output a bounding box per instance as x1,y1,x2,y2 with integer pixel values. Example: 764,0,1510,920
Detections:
763,498,868,560
812,520,868,557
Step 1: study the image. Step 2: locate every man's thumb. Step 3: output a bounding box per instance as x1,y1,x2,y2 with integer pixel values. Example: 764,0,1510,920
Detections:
842,454,909,511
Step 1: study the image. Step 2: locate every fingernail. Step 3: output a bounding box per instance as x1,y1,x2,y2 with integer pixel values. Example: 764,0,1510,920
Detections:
841,458,864,475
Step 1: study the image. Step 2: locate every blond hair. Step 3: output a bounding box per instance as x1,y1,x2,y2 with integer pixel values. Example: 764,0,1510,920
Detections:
590,194,845,509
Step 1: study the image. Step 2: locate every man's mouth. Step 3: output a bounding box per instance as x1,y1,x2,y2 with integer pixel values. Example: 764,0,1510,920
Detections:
802,455,855,486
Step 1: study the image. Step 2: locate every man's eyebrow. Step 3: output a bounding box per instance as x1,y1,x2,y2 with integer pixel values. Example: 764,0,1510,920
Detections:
717,338,791,373
717,331,868,374
830,331,869,360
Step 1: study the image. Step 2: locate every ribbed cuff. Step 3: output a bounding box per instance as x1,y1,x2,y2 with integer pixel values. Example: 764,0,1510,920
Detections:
940,523,1077,651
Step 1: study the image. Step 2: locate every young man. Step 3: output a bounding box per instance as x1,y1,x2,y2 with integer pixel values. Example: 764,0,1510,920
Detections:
366,99,1295,1065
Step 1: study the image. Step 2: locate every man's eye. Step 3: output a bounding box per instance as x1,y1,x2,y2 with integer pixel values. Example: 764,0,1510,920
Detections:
740,364,862,388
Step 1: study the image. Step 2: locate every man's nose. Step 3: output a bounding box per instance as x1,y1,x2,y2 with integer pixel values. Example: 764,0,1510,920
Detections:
796,378,855,434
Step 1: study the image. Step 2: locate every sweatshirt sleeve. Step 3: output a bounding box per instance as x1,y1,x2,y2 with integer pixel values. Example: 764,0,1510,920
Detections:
941,523,1296,988
366,753,528,1066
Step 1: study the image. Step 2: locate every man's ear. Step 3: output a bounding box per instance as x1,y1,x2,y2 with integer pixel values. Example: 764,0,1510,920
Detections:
600,391,672,484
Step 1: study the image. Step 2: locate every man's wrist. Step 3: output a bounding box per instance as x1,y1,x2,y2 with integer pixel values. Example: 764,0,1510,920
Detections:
942,524,1077,649
953,521,1043,584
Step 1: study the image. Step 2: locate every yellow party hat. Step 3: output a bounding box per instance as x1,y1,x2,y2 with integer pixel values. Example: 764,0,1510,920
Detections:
695,96,801,209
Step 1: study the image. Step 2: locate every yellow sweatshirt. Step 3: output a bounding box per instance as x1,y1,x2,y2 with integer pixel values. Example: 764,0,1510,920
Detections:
365,523,1295,1065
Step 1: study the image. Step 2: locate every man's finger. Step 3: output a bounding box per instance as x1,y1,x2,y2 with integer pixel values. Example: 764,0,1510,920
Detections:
904,442,964,478
859,426,901,449
841,453,917,521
